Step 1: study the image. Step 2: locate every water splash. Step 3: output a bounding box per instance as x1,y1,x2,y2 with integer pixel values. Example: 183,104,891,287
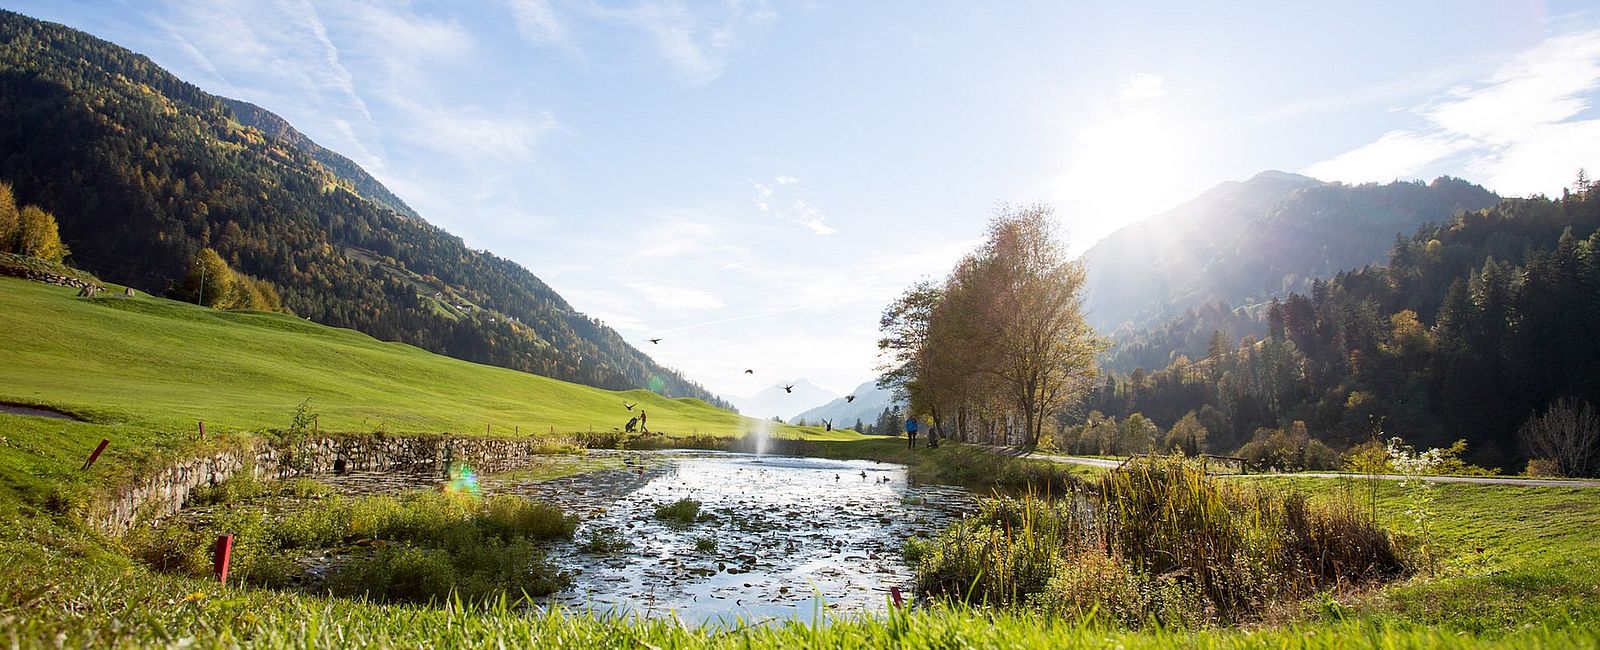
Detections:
752,418,772,457
443,461,481,497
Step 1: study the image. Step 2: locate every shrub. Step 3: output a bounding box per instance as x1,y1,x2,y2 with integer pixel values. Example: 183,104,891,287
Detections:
693,535,718,553
133,485,574,603
479,495,576,541
1237,422,1339,471
914,457,1404,626
654,498,701,526
327,534,571,604
1525,458,1562,477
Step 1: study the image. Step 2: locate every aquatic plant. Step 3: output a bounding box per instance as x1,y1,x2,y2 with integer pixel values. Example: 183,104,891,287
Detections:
577,528,630,554
654,498,702,526
913,457,1404,626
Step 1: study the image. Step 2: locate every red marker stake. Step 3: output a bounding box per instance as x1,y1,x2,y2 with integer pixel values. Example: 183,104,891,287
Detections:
214,534,234,584
81,439,109,470
890,586,905,608
198,421,206,439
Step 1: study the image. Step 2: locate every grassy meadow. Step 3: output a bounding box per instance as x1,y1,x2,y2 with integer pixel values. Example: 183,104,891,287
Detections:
0,278,852,511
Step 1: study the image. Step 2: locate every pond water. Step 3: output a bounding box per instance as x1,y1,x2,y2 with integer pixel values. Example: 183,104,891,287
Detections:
319,450,976,624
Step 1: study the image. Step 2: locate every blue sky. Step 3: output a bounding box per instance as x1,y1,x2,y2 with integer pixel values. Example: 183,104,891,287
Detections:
8,1,1600,400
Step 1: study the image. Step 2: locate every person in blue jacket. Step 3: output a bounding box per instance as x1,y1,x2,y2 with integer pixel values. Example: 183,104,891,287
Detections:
905,416,919,449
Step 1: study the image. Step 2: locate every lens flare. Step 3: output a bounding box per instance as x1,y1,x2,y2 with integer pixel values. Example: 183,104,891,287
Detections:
647,375,666,393
443,461,480,497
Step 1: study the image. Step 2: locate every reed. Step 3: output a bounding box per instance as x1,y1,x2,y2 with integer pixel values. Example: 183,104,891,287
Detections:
913,456,1405,626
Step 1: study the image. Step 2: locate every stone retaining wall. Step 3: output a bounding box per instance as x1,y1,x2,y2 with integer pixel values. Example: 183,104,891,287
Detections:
88,434,559,535
0,264,104,291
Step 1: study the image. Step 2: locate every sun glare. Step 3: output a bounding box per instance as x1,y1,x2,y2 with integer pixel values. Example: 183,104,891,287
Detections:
1054,107,1197,242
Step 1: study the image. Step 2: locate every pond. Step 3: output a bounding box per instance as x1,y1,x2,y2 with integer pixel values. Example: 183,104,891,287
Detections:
318,450,977,624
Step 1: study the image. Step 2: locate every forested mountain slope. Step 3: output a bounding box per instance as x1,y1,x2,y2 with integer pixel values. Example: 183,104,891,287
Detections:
0,10,725,407
1086,182,1600,469
1084,172,1499,372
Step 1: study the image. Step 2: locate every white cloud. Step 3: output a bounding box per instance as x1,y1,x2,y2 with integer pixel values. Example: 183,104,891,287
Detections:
1303,130,1465,184
1304,28,1600,195
752,177,836,235
507,0,568,47
1118,72,1167,101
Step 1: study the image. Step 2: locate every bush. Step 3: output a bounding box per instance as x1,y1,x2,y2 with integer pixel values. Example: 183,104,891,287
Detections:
479,495,576,541
327,535,570,604
1237,422,1339,471
914,457,1404,626
1525,458,1562,477
653,498,701,526
133,484,574,602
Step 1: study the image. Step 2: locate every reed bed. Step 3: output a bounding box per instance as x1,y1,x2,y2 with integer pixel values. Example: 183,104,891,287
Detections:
914,457,1404,626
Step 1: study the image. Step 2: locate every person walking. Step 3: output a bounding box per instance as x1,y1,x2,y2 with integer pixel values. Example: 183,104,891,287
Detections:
639,409,649,433
905,415,918,449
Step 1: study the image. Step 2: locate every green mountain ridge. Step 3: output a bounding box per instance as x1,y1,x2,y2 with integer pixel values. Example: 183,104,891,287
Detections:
0,10,728,409
221,97,422,222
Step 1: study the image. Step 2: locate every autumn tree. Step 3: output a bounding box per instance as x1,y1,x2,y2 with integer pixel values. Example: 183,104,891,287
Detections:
16,204,69,262
878,204,1100,448
0,181,18,252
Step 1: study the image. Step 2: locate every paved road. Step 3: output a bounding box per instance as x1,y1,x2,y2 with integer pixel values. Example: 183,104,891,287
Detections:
983,446,1600,488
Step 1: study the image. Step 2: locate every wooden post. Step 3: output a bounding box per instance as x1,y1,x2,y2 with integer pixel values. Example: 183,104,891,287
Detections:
81,439,109,470
213,534,234,584
486,423,491,435
198,421,206,439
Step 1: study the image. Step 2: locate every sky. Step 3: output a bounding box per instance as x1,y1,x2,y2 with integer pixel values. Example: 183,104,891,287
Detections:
7,1,1600,401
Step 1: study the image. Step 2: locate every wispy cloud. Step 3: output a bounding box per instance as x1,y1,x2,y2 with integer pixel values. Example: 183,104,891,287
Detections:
504,0,778,84
1305,28,1600,194
506,0,568,47
752,177,836,235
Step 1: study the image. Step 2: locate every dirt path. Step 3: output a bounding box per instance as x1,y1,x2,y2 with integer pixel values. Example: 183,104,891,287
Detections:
982,445,1600,488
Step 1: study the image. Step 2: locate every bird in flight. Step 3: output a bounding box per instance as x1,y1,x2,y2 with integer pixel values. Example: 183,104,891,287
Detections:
744,369,754,374
844,395,856,403
624,402,636,410
648,338,662,344
781,383,795,393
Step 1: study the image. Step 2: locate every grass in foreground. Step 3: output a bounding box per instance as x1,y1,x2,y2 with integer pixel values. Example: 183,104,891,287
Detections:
2,517,1596,649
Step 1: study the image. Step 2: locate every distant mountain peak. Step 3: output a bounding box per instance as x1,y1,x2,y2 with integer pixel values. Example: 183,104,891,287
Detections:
727,378,839,419
1249,169,1316,184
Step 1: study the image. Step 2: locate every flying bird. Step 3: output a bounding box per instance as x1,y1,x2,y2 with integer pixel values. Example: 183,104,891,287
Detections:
744,369,754,374
781,383,795,394
648,338,662,344
624,402,636,411
844,395,856,403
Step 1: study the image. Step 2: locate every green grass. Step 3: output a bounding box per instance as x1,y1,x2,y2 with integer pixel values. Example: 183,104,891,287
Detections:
1239,476,1600,631
0,278,857,510
2,519,1596,648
